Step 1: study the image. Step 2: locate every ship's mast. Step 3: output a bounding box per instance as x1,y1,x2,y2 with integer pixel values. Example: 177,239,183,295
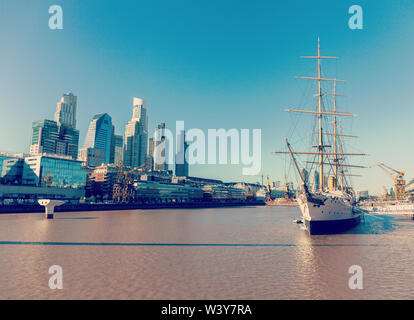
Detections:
338,119,344,191
273,39,367,192
333,81,337,189
317,38,324,191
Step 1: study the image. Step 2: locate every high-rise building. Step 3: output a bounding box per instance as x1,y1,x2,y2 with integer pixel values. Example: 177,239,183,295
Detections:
30,93,79,160
113,136,124,165
30,119,79,159
109,125,115,163
109,125,124,165
54,92,77,129
175,130,189,177
153,123,169,171
123,97,148,168
147,137,155,168
78,113,112,167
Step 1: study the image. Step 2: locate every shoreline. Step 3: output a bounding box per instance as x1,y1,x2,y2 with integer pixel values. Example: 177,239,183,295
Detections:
0,200,265,214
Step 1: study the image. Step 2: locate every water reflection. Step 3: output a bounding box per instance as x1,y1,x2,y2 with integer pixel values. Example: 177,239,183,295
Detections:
1,207,414,299
344,215,399,235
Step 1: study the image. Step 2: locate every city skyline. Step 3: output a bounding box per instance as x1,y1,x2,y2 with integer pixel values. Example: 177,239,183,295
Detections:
1,1,414,194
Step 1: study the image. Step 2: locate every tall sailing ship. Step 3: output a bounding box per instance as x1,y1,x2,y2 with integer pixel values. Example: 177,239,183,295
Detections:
274,39,367,235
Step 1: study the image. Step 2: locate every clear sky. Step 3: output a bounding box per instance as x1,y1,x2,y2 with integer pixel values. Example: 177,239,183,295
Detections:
1,0,414,194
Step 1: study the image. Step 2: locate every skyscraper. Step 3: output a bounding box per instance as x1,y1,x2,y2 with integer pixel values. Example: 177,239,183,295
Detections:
30,119,79,160
30,93,80,160
153,122,168,171
113,135,123,165
54,92,77,129
78,113,112,167
109,124,123,165
147,137,155,169
175,130,189,177
123,97,148,168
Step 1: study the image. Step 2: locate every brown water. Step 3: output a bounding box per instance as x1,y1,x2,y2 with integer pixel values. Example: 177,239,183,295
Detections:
0,206,413,299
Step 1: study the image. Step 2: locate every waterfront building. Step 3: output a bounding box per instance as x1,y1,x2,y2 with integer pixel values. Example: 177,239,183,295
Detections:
78,113,112,166
175,129,188,177
172,176,223,186
86,163,119,199
30,119,79,160
54,92,77,129
232,182,261,200
1,158,24,184
22,154,86,189
0,153,27,184
123,97,148,168
202,185,247,202
134,180,203,203
154,123,169,171
0,153,86,203
0,184,85,203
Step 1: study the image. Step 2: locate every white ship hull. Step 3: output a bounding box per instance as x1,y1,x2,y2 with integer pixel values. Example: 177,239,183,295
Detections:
298,191,361,234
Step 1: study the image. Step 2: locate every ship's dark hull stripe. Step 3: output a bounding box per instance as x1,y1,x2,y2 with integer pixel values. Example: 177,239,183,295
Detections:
305,215,361,235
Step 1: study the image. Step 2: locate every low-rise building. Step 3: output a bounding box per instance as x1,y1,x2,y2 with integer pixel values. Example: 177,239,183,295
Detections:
86,163,119,199
0,153,86,202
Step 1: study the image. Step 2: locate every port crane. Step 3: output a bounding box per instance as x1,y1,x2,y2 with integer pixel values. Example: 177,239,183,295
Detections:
373,163,406,200
112,162,148,203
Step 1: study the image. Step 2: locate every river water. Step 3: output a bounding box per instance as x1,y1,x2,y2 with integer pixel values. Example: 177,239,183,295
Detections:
0,206,413,299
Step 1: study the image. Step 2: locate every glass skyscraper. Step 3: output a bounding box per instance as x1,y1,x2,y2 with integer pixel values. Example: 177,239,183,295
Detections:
79,113,112,167
153,122,168,171
30,93,80,160
175,130,189,177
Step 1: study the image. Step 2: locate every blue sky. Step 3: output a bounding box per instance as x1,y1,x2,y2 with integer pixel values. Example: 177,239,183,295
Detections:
1,0,414,194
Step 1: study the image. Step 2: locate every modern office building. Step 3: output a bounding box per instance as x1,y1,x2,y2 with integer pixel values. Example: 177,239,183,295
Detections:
147,137,155,168
113,135,123,165
109,125,123,165
153,122,169,171
0,153,86,202
30,92,80,160
30,119,79,160
54,92,77,129
0,153,26,184
78,113,112,167
123,97,148,168
1,158,24,184
22,154,86,189
175,130,189,177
